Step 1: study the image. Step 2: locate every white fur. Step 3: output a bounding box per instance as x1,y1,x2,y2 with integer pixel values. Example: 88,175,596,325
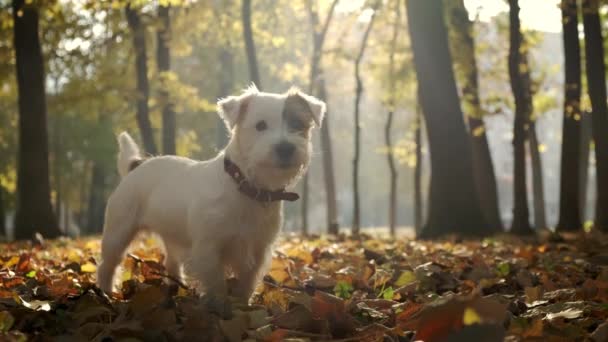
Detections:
97,88,325,300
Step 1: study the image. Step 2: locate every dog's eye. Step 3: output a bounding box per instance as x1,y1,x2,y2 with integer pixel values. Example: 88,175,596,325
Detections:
255,120,268,132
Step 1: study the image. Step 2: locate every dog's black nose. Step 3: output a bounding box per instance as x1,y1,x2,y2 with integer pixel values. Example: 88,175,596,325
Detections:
275,142,296,162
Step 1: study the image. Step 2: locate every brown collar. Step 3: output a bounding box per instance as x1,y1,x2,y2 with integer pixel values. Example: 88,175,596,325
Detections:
224,157,300,202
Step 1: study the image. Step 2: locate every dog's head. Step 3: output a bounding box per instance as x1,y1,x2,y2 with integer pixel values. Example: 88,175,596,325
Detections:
218,85,325,190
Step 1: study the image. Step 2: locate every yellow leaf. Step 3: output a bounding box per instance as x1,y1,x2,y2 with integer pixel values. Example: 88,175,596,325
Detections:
463,307,482,325
67,250,81,263
81,262,97,273
121,269,132,282
3,256,19,269
395,270,416,287
85,240,99,251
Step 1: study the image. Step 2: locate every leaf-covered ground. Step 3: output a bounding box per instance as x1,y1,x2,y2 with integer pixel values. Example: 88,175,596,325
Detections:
0,232,607,341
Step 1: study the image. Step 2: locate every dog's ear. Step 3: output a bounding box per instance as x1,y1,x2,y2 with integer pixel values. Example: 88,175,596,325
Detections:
297,92,326,128
217,85,258,129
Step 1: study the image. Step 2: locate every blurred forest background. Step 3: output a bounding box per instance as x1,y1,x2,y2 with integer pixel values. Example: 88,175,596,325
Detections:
1,0,608,240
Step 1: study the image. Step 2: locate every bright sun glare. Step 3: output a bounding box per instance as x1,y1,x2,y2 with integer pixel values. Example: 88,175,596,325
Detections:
464,0,562,33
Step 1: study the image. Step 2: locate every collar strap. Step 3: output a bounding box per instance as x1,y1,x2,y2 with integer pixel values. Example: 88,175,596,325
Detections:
224,157,300,202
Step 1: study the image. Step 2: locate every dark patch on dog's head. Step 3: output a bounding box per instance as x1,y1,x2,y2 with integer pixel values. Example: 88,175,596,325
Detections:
282,91,314,135
128,158,145,172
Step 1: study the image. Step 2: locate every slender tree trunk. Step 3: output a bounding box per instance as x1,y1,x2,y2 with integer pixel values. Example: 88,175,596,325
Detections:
157,4,176,155
0,186,5,237
86,162,106,234
414,100,423,234
242,0,262,89
557,0,583,232
508,0,533,234
318,77,339,234
406,0,487,238
216,46,234,150
582,0,608,232
306,0,339,235
385,0,400,236
352,1,380,235
51,112,61,220
385,110,397,236
445,0,503,232
528,122,547,229
126,4,157,155
579,111,592,220
79,162,90,231
12,0,60,240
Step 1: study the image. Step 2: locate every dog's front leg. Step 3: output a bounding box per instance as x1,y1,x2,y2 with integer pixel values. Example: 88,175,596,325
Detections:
189,242,227,296
232,245,270,300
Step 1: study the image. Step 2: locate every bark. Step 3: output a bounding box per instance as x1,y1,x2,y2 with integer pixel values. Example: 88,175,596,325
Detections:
385,1,400,236
582,0,608,232
508,0,533,234
86,162,106,234
12,0,61,240
318,78,339,234
385,109,397,236
445,0,503,232
352,1,380,235
579,111,592,219
406,0,487,238
528,122,547,229
157,4,176,155
242,0,262,89
0,186,5,237
216,46,234,150
79,162,90,230
557,0,583,232
414,100,423,234
306,0,339,235
126,4,157,155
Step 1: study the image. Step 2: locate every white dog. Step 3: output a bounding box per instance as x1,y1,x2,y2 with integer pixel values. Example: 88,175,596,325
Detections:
97,85,325,300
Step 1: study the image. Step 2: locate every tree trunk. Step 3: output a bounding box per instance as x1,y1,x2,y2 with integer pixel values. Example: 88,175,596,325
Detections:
352,1,380,235
528,122,547,229
557,0,583,232
406,0,487,238
579,111,592,220
318,77,339,234
385,0,400,236
0,185,5,237
582,0,608,232
301,174,309,235
86,162,106,234
306,0,339,235
385,110,397,236
216,46,234,150
414,100,423,234
12,0,60,240
126,4,157,155
242,0,262,89
445,0,503,232
157,4,176,155
468,117,503,231
508,0,533,234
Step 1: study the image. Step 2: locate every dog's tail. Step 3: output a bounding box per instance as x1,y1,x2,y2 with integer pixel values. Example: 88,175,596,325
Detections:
117,132,142,178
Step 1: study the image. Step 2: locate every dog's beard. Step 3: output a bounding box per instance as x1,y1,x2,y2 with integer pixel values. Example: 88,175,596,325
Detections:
244,158,308,191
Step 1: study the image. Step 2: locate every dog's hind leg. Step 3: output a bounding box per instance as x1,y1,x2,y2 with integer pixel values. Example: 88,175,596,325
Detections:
162,240,184,284
97,195,139,294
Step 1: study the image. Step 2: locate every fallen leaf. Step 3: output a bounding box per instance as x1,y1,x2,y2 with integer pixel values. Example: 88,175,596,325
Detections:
80,262,97,273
